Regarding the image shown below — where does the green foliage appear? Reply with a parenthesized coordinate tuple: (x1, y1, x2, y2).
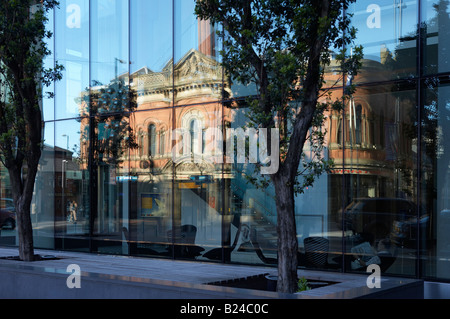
(79, 78, 139, 167)
(0, 0, 62, 169)
(0, 0, 62, 260)
(297, 277, 311, 292)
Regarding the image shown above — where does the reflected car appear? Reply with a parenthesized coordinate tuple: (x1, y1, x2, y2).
(0, 208, 15, 230)
(391, 214, 430, 248)
(0, 198, 15, 212)
(338, 197, 417, 241)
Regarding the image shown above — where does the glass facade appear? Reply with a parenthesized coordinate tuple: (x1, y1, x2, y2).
(3, 0, 450, 283)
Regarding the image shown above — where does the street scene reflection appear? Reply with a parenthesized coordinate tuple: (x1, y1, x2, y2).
(1, 0, 449, 282)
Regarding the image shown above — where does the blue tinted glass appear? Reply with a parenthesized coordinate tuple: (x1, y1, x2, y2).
(130, 0, 173, 111)
(54, 0, 90, 119)
(91, 0, 129, 86)
(349, 0, 418, 83)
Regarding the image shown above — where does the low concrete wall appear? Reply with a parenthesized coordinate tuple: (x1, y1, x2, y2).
(0, 262, 424, 299)
(0, 263, 294, 299)
(425, 282, 450, 299)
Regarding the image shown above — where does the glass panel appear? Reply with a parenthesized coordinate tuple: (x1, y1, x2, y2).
(223, 30, 257, 101)
(0, 73, 14, 245)
(296, 88, 344, 270)
(130, 0, 173, 111)
(54, 119, 90, 252)
(0, 168, 16, 246)
(33, 122, 55, 249)
(324, 48, 344, 89)
(127, 109, 173, 258)
(90, 0, 130, 254)
(173, 103, 223, 261)
(174, 0, 222, 107)
(421, 77, 450, 280)
(90, 82, 135, 254)
(90, 0, 129, 86)
(341, 83, 418, 276)
(220, 105, 278, 266)
(422, 0, 450, 75)
(43, 6, 55, 122)
(54, 0, 90, 119)
(349, 0, 418, 84)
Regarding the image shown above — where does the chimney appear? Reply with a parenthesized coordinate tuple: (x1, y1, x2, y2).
(198, 19, 215, 57)
(380, 45, 391, 65)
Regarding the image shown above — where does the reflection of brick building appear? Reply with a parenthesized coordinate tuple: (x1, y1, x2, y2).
(129, 48, 229, 180)
(125, 18, 229, 186)
(75, 43, 417, 234)
(68, 15, 418, 265)
(325, 56, 416, 217)
(14, 1, 450, 289)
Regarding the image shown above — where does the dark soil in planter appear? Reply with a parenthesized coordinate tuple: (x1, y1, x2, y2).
(207, 273, 338, 292)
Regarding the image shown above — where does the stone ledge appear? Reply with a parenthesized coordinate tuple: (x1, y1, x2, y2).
(0, 247, 424, 299)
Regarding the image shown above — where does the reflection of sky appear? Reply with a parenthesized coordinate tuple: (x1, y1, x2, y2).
(55, 0, 200, 84)
(46, 0, 436, 150)
(47, 0, 201, 150)
(130, 0, 173, 73)
(349, 1, 418, 62)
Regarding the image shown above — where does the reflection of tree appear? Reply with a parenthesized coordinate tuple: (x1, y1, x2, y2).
(389, 1, 450, 204)
(427, 1, 450, 214)
(417, 1, 450, 214)
(78, 78, 138, 167)
(392, 0, 450, 250)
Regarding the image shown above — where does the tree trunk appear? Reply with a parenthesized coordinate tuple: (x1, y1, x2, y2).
(9, 166, 37, 262)
(273, 174, 298, 293)
(16, 198, 35, 261)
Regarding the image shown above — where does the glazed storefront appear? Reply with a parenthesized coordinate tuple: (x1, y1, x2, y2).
(1, 0, 450, 284)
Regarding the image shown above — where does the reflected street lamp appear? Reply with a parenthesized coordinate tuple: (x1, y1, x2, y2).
(62, 134, 69, 150)
(115, 58, 126, 80)
(62, 159, 68, 221)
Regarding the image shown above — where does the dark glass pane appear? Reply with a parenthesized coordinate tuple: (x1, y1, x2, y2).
(338, 83, 418, 276)
(421, 77, 450, 280)
(422, 0, 450, 74)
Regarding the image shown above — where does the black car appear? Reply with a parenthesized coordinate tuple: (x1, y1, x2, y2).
(0, 208, 15, 230)
(390, 213, 430, 247)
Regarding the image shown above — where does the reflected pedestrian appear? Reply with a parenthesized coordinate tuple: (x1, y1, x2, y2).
(69, 200, 78, 223)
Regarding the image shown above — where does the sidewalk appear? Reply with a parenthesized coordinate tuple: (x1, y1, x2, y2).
(0, 247, 423, 299)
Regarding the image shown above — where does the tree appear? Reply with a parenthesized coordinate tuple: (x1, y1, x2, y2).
(195, 0, 362, 293)
(0, 0, 62, 261)
(78, 78, 139, 169)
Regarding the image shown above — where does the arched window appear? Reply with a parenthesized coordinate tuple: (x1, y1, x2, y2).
(148, 124, 156, 157)
(337, 116, 343, 146)
(138, 129, 144, 156)
(189, 119, 199, 154)
(355, 104, 362, 144)
(159, 129, 166, 155)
